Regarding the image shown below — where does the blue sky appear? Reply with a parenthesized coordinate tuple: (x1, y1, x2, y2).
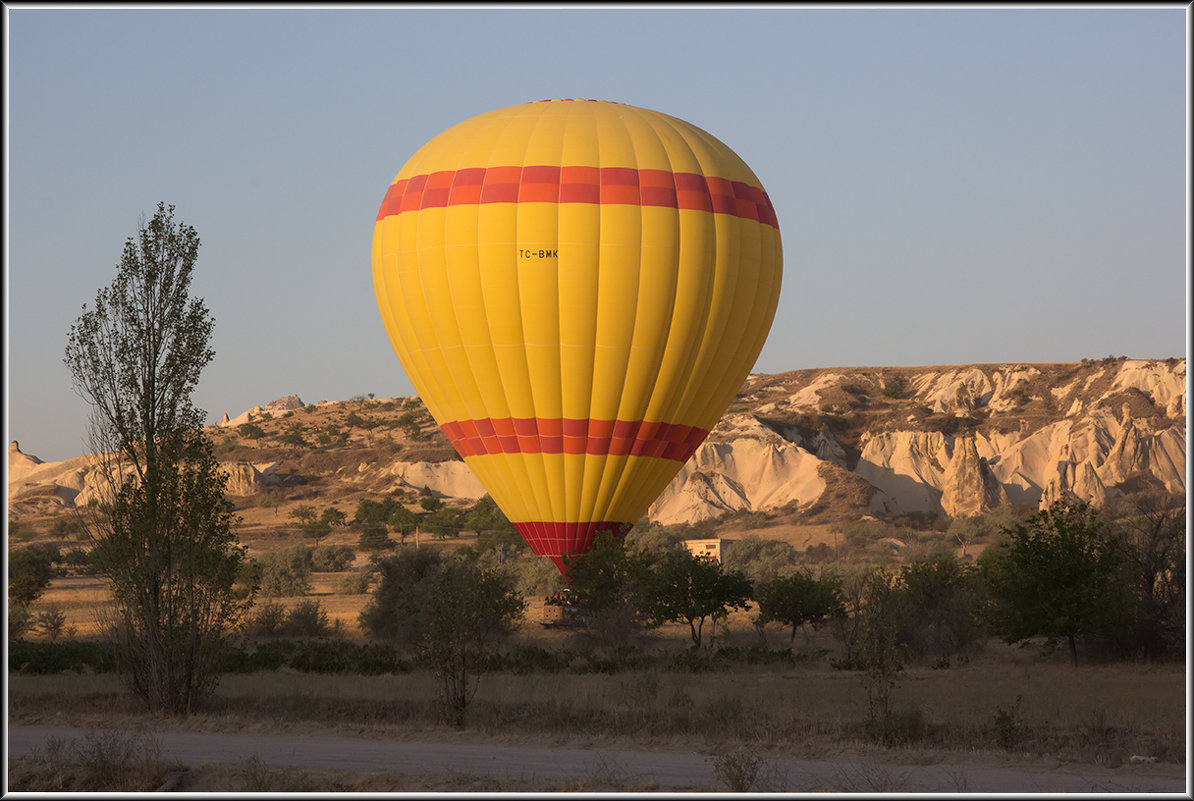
(5, 6, 1188, 462)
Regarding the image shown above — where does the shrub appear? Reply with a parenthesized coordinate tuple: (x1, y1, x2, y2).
(255, 546, 313, 597)
(337, 569, 373, 595)
(9, 546, 59, 606)
(723, 534, 799, 585)
(311, 545, 355, 572)
(246, 600, 288, 637)
(711, 748, 765, 792)
(9, 639, 119, 673)
(9, 603, 35, 641)
(357, 524, 394, 552)
(284, 599, 331, 638)
(359, 548, 444, 643)
(35, 606, 72, 640)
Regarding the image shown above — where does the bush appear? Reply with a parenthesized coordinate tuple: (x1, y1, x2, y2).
(9, 546, 59, 606)
(284, 599, 331, 638)
(36, 606, 73, 640)
(723, 535, 799, 585)
(255, 546, 313, 597)
(246, 601, 288, 637)
(9, 639, 119, 674)
(219, 639, 411, 675)
(9, 603, 35, 641)
(337, 569, 374, 595)
(358, 548, 444, 643)
(311, 544, 355, 572)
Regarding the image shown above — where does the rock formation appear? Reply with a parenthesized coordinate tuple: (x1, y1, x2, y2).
(10, 360, 1185, 525)
(940, 437, 1009, 518)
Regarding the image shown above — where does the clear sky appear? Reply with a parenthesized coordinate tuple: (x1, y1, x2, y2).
(5, 5, 1188, 463)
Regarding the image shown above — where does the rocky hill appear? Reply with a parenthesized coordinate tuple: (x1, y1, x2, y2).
(8, 359, 1186, 533)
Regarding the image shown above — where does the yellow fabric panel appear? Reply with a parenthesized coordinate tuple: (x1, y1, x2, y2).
(557, 199, 600, 420)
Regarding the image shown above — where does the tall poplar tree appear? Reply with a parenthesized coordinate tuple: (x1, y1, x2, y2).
(64, 202, 255, 714)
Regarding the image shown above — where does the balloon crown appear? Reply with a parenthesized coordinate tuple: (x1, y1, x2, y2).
(533, 98, 623, 104)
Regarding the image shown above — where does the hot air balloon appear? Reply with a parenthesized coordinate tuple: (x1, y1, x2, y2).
(372, 99, 782, 574)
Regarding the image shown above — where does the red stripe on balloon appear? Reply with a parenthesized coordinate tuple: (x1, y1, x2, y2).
(512, 521, 634, 564)
(440, 417, 709, 463)
(376, 166, 778, 228)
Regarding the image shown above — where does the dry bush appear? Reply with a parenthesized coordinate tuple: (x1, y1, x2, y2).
(10, 730, 179, 792)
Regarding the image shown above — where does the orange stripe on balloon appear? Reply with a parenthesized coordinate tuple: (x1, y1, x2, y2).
(440, 418, 709, 462)
(376, 166, 778, 228)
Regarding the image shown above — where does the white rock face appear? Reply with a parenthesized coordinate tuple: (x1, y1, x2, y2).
(650, 437, 825, 525)
(12, 361, 1185, 523)
(373, 460, 487, 500)
(940, 436, 1009, 518)
(855, 431, 951, 515)
(221, 461, 282, 496)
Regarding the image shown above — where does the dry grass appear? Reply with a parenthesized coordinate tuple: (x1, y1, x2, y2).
(9, 645, 1185, 766)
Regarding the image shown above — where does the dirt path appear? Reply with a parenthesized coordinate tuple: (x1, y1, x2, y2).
(7, 724, 1186, 793)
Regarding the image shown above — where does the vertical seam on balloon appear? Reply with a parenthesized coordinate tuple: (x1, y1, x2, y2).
(512, 111, 554, 531)
(585, 103, 641, 528)
(473, 118, 529, 521)
(642, 113, 719, 434)
(687, 128, 775, 431)
(598, 107, 660, 525)
(556, 104, 576, 531)
(391, 198, 459, 443)
(575, 99, 604, 529)
(610, 114, 684, 523)
(708, 221, 777, 427)
(659, 120, 744, 435)
(438, 149, 484, 436)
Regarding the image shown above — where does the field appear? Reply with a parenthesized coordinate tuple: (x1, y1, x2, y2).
(8, 492, 1187, 791)
(7, 641, 1187, 791)
(9, 552, 1188, 792)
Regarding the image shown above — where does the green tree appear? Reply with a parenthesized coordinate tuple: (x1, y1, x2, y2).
(8, 546, 59, 606)
(853, 568, 906, 743)
(641, 549, 753, 648)
(979, 500, 1126, 666)
(288, 505, 318, 525)
(755, 570, 845, 644)
(387, 505, 420, 544)
(253, 545, 313, 597)
(465, 495, 516, 536)
(422, 507, 461, 540)
(302, 519, 333, 546)
(563, 531, 653, 646)
(96, 431, 254, 712)
(358, 547, 444, 644)
(64, 202, 213, 477)
(237, 423, 266, 443)
(320, 506, 348, 528)
(418, 485, 444, 512)
(63, 202, 255, 714)
(422, 556, 526, 726)
(893, 552, 985, 662)
(723, 534, 799, 585)
(357, 523, 394, 552)
(311, 544, 355, 572)
(1105, 491, 1186, 660)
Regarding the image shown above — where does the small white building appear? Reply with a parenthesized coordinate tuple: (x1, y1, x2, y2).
(683, 538, 734, 563)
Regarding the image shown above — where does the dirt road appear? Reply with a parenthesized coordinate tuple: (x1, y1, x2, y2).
(7, 724, 1187, 793)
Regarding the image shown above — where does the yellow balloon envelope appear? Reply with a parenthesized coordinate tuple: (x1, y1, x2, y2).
(372, 99, 782, 574)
